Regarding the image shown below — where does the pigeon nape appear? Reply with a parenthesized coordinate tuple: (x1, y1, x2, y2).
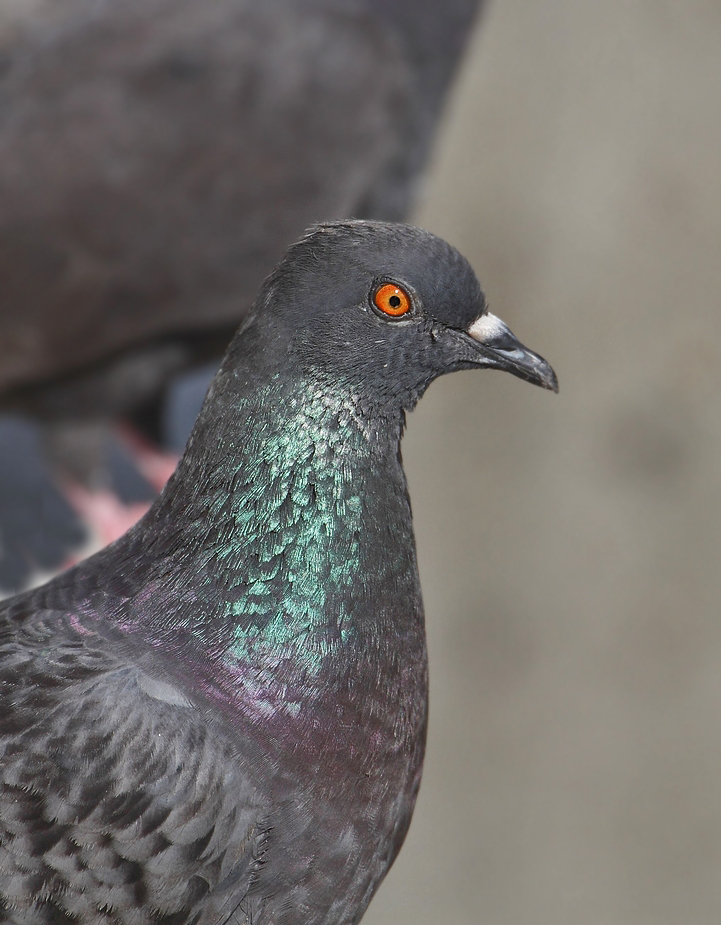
(0, 221, 556, 925)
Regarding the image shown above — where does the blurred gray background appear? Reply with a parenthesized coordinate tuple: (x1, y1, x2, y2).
(366, 1, 721, 924)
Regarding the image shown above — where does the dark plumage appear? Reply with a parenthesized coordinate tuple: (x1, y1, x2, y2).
(0, 221, 557, 924)
(0, 0, 484, 593)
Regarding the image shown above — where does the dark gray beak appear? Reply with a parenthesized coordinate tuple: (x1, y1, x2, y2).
(466, 313, 558, 393)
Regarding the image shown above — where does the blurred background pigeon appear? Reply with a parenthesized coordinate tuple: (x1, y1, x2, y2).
(0, 0, 484, 593)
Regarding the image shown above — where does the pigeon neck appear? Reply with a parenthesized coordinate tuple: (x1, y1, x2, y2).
(128, 371, 423, 693)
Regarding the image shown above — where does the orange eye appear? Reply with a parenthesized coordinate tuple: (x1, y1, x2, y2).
(372, 282, 412, 318)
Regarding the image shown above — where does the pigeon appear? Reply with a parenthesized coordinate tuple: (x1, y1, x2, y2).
(0, 221, 556, 924)
(0, 0, 485, 594)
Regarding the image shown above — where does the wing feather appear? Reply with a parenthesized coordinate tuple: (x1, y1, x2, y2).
(0, 606, 267, 924)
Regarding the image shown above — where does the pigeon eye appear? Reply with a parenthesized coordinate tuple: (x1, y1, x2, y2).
(371, 282, 412, 319)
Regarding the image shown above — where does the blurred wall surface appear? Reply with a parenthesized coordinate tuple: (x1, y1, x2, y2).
(365, 1, 721, 924)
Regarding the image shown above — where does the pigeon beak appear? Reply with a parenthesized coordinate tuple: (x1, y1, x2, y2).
(466, 312, 559, 393)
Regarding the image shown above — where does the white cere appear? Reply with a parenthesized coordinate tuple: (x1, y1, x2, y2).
(467, 312, 508, 344)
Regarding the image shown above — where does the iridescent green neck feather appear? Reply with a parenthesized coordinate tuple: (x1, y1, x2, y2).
(129, 370, 421, 685)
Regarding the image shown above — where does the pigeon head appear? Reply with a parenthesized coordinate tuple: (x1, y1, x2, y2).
(221, 220, 557, 418)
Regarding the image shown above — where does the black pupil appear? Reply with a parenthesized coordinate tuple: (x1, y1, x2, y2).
(389, 295, 401, 308)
